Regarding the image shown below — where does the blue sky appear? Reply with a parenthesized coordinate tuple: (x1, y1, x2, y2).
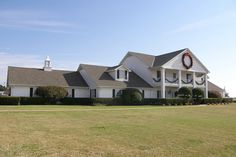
(0, 0, 236, 96)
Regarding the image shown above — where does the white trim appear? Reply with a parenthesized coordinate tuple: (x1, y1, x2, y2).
(161, 48, 210, 73)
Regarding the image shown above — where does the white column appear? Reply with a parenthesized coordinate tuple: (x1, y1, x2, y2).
(193, 72, 196, 88)
(178, 70, 182, 88)
(204, 74, 208, 98)
(161, 68, 166, 98)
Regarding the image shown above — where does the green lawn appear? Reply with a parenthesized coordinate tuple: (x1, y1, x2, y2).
(0, 104, 235, 157)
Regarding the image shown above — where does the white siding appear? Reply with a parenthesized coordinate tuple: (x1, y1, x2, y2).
(143, 89, 157, 98)
(164, 51, 208, 73)
(67, 87, 90, 98)
(75, 88, 90, 98)
(11, 86, 30, 97)
(97, 88, 113, 98)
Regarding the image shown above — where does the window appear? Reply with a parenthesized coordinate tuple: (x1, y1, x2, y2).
(157, 71, 161, 78)
(125, 70, 128, 79)
(117, 70, 120, 79)
(157, 90, 160, 98)
(112, 89, 116, 98)
(30, 88, 33, 97)
(72, 89, 75, 98)
(142, 90, 145, 98)
(173, 73, 177, 79)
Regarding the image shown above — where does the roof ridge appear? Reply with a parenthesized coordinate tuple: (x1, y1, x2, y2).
(80, 63, 109, 68)
(8, 66, 75, 72)
(155, 48, 187, 57)
(128, 51, 155, 57)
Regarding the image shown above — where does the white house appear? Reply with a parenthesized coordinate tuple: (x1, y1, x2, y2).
(120, 48, 209, 98)
(7, 48, 225, 98)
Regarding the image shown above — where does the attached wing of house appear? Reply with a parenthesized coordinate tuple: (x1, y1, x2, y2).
(7, 66, 89, 97)
(78, 64, 154, 98)
(208, 81, 226, 97)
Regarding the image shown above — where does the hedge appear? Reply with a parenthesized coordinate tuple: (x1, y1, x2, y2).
(142, 98, 192, 106)
(201, 98, 233, 104)
(92, 98, 122, 105)
(61, 98, 93, 105)
(20, 97, 56, 105)
(0, 96, 20, 105)
(0, 97, 234, 105)
(222, 98, 233, 104)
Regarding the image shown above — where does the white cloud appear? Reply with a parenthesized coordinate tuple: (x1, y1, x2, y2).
(173, 11, 236, 33)
(0, 52, 42, 86)
(0, 10, 78, 33)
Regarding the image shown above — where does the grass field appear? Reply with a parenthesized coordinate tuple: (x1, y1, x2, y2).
(0, 104, 235, 157)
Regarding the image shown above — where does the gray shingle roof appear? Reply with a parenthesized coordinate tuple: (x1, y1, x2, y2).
(153, 48, 186, 67)
(79, 64, 152, 88)
(127, 51, 155, 67)
(208, 81, 224, 92)
(126, 48, 187, 67)
(106, 65, 121, 71)
(7, 66, 88, 87)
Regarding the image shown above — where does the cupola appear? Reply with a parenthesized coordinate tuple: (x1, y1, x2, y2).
(43, 56, 52, 71)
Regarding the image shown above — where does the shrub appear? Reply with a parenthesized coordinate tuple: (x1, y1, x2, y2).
(61, 98, 93, 105)
(119, 88, 143, 105)
(177, 87, 192, 99)
(0, 85, 6, 91)
(192, 88, 204, 99)
(0, 96, 20, 105)
(35, 86, 68, 100)
(208, 91, 222, 98)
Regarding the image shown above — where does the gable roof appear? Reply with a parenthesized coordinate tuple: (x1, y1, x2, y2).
(124, 51, 156, 67)
(153, 48, 186, 67)
(208, 81, 224, 92)
(79, 64, 152, 88)
(121, 48, 187, 68)
(7, 66, 88, 87)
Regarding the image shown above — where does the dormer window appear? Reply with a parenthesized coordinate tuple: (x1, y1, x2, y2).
(125, 71, 128, 79)
(117, 70, 120, 79)
(107, 65, 130, 82)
